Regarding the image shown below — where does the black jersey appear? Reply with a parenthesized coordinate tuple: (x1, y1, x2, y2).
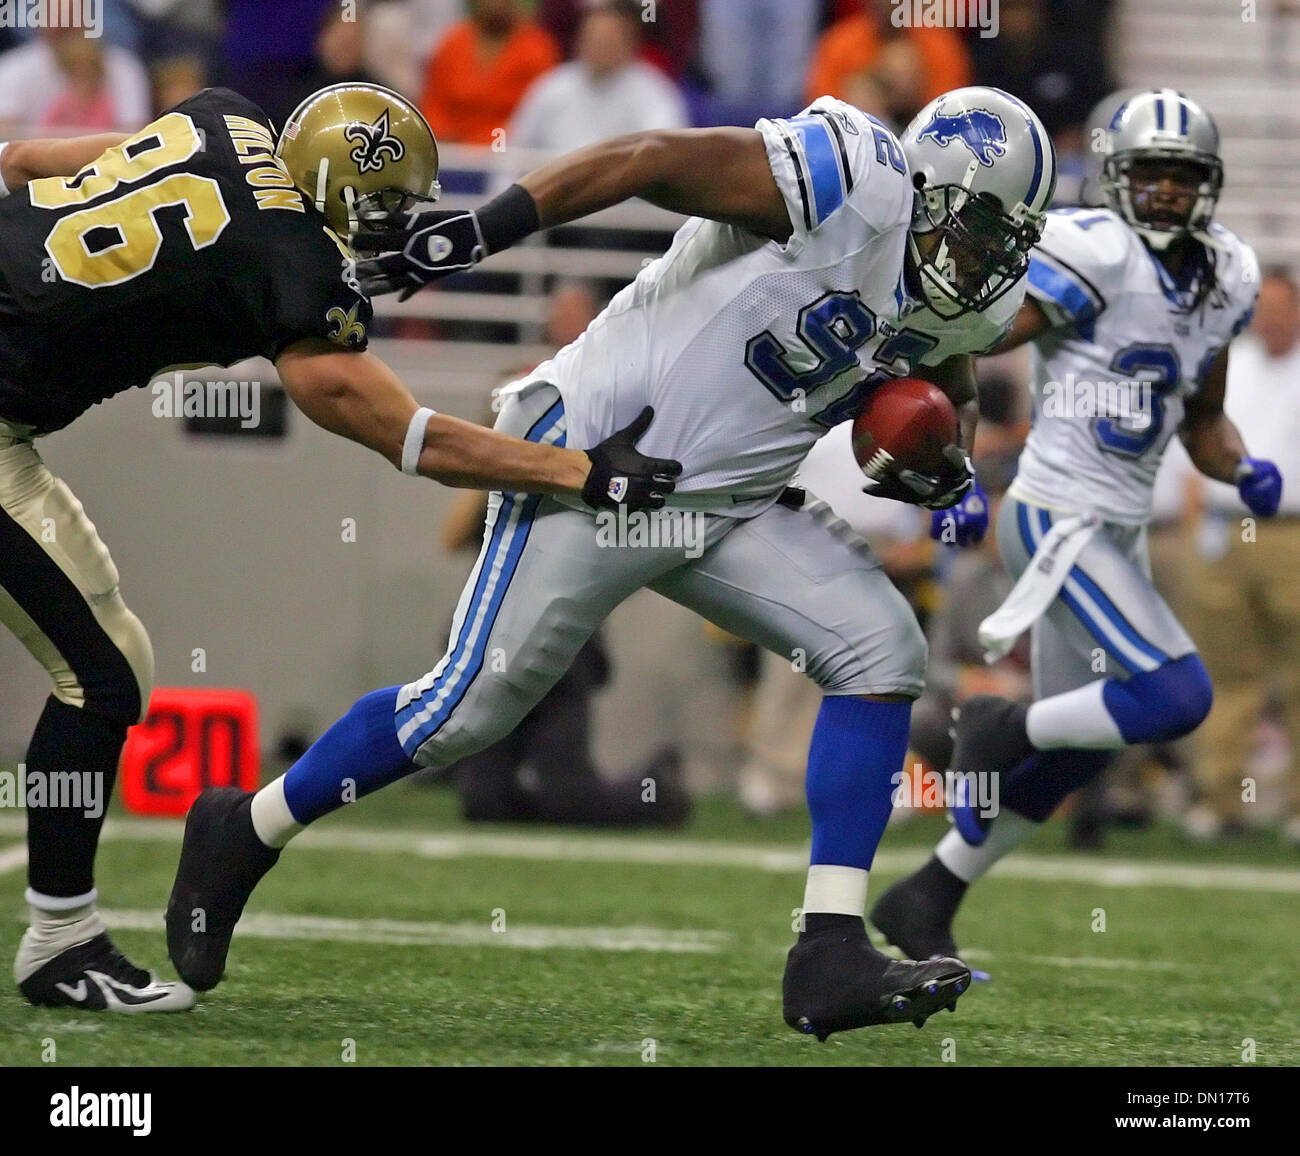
(0, 88, 373, 435)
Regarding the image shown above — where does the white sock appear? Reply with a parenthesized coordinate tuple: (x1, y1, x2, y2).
(1026, 681, 1125, 749)
(15, 899, 105, 982)
(25, 886, 96, 913)
(935, 811, 1040, 883)
(802, 864, 868, 918)
(250, 776, 303, 849)
(25, 898, 101, 940)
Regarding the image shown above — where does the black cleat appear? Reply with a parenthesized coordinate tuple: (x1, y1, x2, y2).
(18, 932, 195, 1013)
(948, 695, 1034, 845)
(783, 924, 970, 1041)
(166, 787, 280, 991)
(870, 863, 961, 962)
(951, 695, 1034, 780)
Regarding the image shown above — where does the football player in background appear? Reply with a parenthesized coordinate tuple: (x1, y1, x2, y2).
(0, 83, 674, 1013)
(872, 90, 1281, 964)
(168, 87, 1057, 1038)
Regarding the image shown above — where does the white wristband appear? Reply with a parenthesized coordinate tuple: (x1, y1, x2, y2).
(0, 142, 10, 199)
(401, 407, 435, 476)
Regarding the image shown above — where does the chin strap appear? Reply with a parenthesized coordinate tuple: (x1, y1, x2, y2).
(342, 185, 358, 240)
(313, 157, 330, 218)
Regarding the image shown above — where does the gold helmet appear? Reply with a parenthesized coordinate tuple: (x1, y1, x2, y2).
(275, 82, 441, 239)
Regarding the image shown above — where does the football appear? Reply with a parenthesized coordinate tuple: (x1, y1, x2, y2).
(851, 377, 959, 481)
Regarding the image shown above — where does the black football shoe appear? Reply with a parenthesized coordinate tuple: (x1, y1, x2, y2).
(870, 860, 963, 962)
(783, 923, 970, 1041)
(17, 931, 196, 1013)
(166, 787, 280, 991)
(949, 695, 1035, 846)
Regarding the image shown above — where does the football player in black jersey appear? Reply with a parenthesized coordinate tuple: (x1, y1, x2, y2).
(0, 83, 678, 1013)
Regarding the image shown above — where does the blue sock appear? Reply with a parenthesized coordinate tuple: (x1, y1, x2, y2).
(283, 686, 414, 825)
(1001, 749, 1115, 823)
(807, 696, 912, 870)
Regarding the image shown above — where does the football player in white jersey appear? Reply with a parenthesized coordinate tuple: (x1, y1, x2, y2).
(872, 90, 1283, 966)
(165, 88, 1057, 1038)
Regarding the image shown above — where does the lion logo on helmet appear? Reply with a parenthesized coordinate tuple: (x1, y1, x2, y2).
(344, 110, 406, 174)
(916, 108, 1008, 166)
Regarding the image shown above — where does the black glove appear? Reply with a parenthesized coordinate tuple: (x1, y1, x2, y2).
(582, 406, 682, 512)
(353, 208, 487, 299)
(865, 444, 975, 510)
(353, 183, 541, 301)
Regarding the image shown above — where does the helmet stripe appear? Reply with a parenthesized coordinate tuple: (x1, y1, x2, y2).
(991, 87, 1050, 210)
(1161, 88, 1184, 137)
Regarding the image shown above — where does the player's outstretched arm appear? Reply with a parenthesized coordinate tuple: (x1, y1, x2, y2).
(354, 128, 791, 297)
(275, 339, 680, 508)
(1181, 346, 1249, 483)
(0, 134, 128, 192)
(1181, 345, 1282, 515)
(520, 128, 792, 239)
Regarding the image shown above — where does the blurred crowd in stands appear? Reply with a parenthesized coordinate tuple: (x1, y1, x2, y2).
(3, 0, 1298, 847)
(0, 0, 1113, 175)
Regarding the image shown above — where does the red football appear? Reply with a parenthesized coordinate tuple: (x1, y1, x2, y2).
(851, 377, 959, 481)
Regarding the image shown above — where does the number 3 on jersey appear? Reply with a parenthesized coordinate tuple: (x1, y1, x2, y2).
(32, 113, 231, 288)
(1093, 344, 1180, 457)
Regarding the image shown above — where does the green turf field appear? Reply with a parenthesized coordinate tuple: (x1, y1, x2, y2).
(2, 785, 1297, 1066)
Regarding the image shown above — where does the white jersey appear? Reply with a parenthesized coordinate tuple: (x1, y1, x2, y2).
(1012, 207, 1259, 525)
(521, 97, 1021, 517)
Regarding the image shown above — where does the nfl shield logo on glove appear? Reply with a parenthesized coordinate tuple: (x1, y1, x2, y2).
(606, 476, 629, 503)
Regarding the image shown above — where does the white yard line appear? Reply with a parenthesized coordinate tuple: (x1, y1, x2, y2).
(0, 814, 1298, 894)
(85, 909, 1188, 970)
(96, 909, 728, 954)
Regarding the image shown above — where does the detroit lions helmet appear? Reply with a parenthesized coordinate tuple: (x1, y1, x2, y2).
(276, 83, 441, 240)
(1099, 89, 1223, 250)
(900, 87, 1057, 320)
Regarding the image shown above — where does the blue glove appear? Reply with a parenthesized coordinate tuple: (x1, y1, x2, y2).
(930, 480, 989, 546)
(1235, 457, 1283, 517)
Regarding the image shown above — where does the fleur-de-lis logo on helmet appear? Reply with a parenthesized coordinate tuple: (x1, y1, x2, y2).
(345, 110, 406, 174)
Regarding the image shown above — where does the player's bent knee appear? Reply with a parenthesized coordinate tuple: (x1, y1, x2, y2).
(1161, 653, 1213, 736)
(1109, 653, 1213, 744)
(405, 673, 550, 769)
(50, 601, 154, 728)
(814, 611, 927, 699)
(102, 603, 154, 726)
(122, 610, 154, 724)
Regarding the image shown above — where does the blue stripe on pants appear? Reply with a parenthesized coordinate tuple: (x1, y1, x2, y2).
(396, 399, 565, 756)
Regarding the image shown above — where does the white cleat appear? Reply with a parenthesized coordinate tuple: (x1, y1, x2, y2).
(16, 926, 196, 1013)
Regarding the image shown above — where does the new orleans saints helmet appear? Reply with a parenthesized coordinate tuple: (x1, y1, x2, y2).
(275, 82, 441, 239)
